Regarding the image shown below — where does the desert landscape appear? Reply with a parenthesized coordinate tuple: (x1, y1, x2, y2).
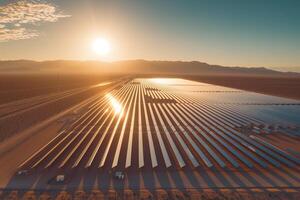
(0, 75, 299, 199)
(1, 0, 300, 199)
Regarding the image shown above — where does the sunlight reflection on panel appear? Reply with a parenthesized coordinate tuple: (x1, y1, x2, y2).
(150, 78, 200, 85)
(106, 93, 123, 115)
(150, 78, 172, 84)
(91, 82, 112, 88)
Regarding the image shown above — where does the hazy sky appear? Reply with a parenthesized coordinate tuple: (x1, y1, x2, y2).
(0, 0, 300, 71)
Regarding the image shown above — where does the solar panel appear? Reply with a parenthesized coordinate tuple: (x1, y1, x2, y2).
(42, 96, 112, 169)
(99, 85, 135, 168)
(180, 103, 245, 167)
(148, 104, 172, 168)
(137, 86, 144, 168)
(187, 104, 270, 168)
(86, 85, 132, 168)
(112, 85, 138, 168)
(125, 86, 139, 168)
(73, 110, 110, 168)
(193, 103, 294, 167)
(64, 108, 108, 168)
(167, 104, 213, 168)
(175, 104, 228, 168)
(160, 104, 200, 167)
(251, 135, 300, 165)
(141, 84, 158, 168)
(153, 104, 185, 168)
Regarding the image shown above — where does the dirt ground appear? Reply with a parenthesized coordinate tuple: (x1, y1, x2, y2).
(0, 74, 122, 104)
(182, 75, 300, 100)
(1, 188, 299, 200)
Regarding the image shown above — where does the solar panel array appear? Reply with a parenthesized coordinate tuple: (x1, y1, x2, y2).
(19, 78, 300, 171)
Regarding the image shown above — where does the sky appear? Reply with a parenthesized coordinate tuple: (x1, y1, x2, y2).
(0, 0, 300, 72)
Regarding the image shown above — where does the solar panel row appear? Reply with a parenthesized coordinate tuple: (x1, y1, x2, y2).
(19, 79, 300, 171)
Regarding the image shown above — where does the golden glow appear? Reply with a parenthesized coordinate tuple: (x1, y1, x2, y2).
(106, 93, 122, 115)
(92, 38, 111, 56)
(149, 78, 193, 85)
(91, 82, 112, 88)
(150, 78, 171, 84)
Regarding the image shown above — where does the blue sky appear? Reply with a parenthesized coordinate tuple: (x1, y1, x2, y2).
(0, 0, 300, 71)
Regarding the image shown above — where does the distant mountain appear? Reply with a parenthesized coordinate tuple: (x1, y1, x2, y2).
(0, 59, 299, 77)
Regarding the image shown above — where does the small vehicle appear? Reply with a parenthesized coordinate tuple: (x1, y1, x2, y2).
(114, 171, 125, 180)
(55, 174, 65, 183)
(47, 174, 67, 185)
(17, 169, 29, 176)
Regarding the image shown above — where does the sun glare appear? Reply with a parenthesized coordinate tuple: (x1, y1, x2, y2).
(106, 93, 123, 115)
(92, 38, 111, 56)
(150, 78, 171, 84)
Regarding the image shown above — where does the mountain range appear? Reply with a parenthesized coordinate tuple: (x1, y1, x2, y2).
(0, 60, 299, 77)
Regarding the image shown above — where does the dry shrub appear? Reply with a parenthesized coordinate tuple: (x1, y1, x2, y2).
(4, 191, 19, 200)
(38, 193, 52, 200)
(87, 190, 104, 200)
(55, 191, 71, 200)
(21, 191, 36, 200)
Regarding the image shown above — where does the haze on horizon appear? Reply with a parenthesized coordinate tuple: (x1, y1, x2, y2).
(0, 0, 300, 72)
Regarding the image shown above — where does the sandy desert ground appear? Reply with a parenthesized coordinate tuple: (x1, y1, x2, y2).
(0, 74, 123, 104)
(184, 75, 300, 100)
(0, 76, 300, 200)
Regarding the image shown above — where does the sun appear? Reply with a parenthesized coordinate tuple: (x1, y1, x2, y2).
(92, 38, 111, 56)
